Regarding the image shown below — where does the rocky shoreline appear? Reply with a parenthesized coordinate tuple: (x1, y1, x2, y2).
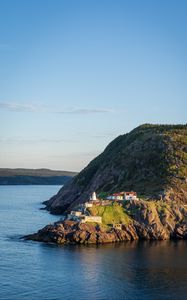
(24, 199, 187, 245)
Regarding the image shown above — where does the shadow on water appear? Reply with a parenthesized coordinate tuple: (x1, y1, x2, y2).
(32, 239, 187, 300)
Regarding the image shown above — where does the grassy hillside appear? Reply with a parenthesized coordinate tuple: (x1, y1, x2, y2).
(88, 204, 131, 226)
(45, 124, 187, 214)
(75, 124, 187, 196)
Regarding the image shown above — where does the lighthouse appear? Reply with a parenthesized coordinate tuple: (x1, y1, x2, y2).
(90, 191, 97, 201)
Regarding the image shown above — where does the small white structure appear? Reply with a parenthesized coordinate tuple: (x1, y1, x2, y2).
(90, 191, 97, 201)
(107, 193, 123, 201)
(81, 215, 102, 224)
(113, 193, 124, 200)
(85, 202, 93, 208)
(113, 223, 122, 230)
(67, 210, 82, 221)
(107, 191, 138, 201)
(71, 211, 82, 217)
(124, 192, 138, 201)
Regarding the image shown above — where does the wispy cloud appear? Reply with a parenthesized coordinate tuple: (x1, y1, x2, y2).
(91, 133, 117, 139)
(0, 102, 43, 112)
(58, 108, 113, 114)
(73, 130, 118, 139)
(49, 151, 100, 159)
(0, 102, 115, 115)
(0, 137, 77, 144)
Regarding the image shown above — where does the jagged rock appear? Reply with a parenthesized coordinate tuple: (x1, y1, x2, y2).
(44, 124, 187, 214)
(24, 200, 187, 245)
(25, 124, 187, 244)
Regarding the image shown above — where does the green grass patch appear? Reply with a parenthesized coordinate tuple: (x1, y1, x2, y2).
(87, 204, 131, 226)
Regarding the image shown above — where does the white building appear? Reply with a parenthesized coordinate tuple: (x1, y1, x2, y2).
(81, 215, 102, 224)
(107, 193, 124, 200)
(85, 202, 93, 208)
(124, 192, 138, 200)
(90, 191, 97, 201)
(107, 191, 138, 201)
(67, 210, 82, 221)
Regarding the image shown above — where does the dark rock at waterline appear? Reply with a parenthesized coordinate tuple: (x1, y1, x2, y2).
(25, 199, 187, 245)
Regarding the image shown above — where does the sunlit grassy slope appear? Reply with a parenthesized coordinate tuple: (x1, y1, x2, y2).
(88, 204, 131, 226)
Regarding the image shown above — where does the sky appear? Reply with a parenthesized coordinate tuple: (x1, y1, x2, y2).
(0, 0, 186, 171)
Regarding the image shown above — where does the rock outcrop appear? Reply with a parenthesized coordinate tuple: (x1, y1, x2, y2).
(44, 124, 187, 214)
(25, 199, 187, 245)
(25, 124, 187, 245)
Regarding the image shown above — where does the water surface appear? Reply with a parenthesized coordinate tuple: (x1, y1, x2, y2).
(0, 185, 187, 300)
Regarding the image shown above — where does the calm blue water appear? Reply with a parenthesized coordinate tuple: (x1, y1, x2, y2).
(0, 186, 187, 300)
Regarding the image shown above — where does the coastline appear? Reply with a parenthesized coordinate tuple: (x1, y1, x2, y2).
(24, 199, 187, 245)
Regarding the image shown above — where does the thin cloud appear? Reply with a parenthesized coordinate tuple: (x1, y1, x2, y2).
(0, 137, 77, 144)
(0, 102, 115, 115)
(0, 102, 43, 112)
(58, 108, 113, 114)
(91, 133, 117, 139)
(49, 151, 99, 159)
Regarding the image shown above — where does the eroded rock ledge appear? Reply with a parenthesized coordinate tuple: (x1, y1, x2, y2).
(24, 200, 187, 245)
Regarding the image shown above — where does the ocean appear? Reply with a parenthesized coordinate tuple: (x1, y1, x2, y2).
(0, 185, 187, 300)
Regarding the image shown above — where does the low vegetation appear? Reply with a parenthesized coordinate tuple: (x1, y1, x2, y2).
(87, 204, 131, 226)
(46, 123, 187, 214)
(74, 124, 187, 199)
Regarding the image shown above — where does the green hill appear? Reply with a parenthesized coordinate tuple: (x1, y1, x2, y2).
(0, 168, 77, 185)
(44, 124, 187, 214)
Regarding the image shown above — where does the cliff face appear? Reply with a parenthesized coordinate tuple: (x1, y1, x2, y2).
(44, 124, 187, 214)
(25, 199, 187, 244)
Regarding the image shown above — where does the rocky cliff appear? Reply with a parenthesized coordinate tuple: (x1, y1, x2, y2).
(25, 199, 187, 244)
(44, 124, 187, 214)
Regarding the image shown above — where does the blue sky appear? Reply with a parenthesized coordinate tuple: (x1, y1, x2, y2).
(0, 0, 186, 171)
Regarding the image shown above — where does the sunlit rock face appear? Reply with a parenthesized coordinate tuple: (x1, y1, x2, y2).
(44, 124, 187, 215)
(25, 199, 187, 244)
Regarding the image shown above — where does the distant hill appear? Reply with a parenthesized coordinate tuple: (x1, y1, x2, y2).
(44, 124, 187, 214)
(0, 168, 78, 185)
